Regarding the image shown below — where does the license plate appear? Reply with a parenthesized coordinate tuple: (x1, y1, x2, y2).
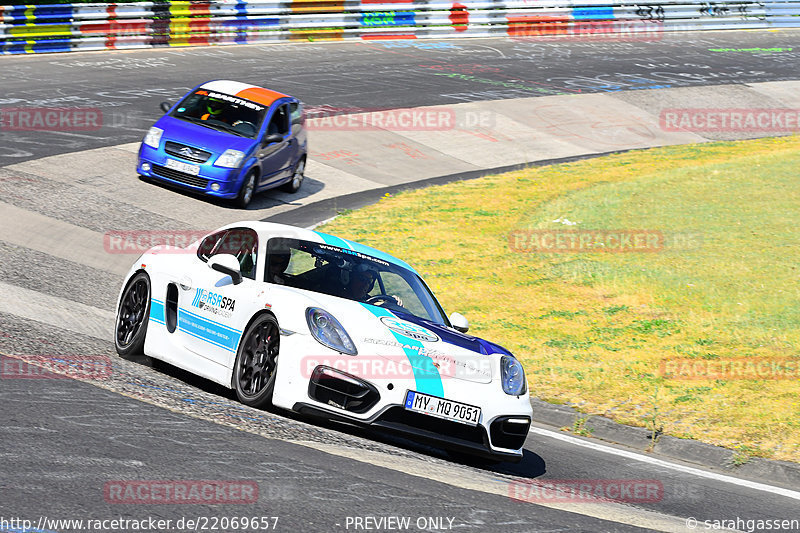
(404, 390, 481, 426)
(165, 158, 200, 175)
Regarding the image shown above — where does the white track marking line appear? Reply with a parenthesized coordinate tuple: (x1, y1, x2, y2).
(529, 426, 800, 501)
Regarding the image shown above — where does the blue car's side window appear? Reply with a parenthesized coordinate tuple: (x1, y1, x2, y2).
(267, 105, 290, 137)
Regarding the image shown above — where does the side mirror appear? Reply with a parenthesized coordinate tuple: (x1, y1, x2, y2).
(450, 312, 469, 333)
(263, 133, 283, 145)
(208, 254, 243, 285)
(160, 101, 171, 113)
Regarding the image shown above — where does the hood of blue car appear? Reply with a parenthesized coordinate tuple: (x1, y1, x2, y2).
(155, 115, 257, 156)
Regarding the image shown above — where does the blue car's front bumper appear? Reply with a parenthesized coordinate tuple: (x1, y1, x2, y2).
(137, 143, 245, 199)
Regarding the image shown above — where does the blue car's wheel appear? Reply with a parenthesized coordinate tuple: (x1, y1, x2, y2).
(236, 170, 257, 209)
(281, 156, 305, 193)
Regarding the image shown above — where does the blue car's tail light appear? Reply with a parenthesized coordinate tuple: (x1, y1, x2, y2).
(306, 307, 357, 355)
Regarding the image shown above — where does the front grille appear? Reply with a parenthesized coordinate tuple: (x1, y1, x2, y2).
(152, 165, 209, 189)
(490, 416, 531, 450)
(164, 141, 211, 163)
(376, 407, 486, 445)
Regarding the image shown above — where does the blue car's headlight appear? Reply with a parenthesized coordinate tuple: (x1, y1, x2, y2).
(143, 127, 163, 149)
(216, 149, 245, 169)
(306, 307, 357, 355)
(501, 355, 526, 396)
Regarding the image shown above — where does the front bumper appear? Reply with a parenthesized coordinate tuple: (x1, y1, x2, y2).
(293, 401, 530, 463)
(138, 144, 243, 199)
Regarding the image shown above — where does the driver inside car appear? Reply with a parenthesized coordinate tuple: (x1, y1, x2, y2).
(201, 97, 226, 122)
(343, 264, 404, 307)
(343, 263, 377, 301)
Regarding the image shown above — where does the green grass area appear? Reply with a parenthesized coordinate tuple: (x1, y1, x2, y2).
(320, 136, 800, 463)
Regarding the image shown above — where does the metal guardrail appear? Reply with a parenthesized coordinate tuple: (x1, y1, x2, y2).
(0, 0, 797, 54)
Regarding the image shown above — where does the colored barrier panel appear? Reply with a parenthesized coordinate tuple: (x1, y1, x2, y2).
(0, 0, 797, 54)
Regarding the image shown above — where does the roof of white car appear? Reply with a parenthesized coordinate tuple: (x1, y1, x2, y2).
(222, 221, 418, 274)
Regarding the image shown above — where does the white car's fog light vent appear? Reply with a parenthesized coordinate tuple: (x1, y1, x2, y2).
(308, 365, 379, 414)
(490, 416, 531, 450)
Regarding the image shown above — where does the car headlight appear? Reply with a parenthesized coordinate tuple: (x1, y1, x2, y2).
(143, 127, 163, 149)
(501, 355, 526, 396)
(306, 307, 357, 355)
(216, 149, 245, 169)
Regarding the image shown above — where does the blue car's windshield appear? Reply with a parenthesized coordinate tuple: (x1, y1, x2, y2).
(171, 89, 267, 139)
(265, 237, 449, 325)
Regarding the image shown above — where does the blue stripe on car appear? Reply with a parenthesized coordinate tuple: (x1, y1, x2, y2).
(149, 298, 165, 325)
(315, 231, 353, 250)
(177, 308, 242, 352)
(314, 231, 418, 274)
(360, 303, 444, 397)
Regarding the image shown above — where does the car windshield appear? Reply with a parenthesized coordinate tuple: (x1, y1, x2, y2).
(171, 89, 267, 139)
(265, 237, 449, 325)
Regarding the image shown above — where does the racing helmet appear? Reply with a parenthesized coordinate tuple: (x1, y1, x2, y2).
(206, 97, 225, 115)
(352, 263, 377, 291)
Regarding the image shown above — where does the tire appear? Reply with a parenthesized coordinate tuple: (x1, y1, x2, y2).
(232, 314, 280, 408)
(281, 156, 305, 193)
(115, 272, 151, 357)
(236, 170, 257, 209)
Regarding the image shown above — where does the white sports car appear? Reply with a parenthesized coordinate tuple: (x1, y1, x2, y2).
(114, 222, 533, 462)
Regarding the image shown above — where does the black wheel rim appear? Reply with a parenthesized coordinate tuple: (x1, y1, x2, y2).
(237, 321, 279, 398)
(116, 278, 148, 347)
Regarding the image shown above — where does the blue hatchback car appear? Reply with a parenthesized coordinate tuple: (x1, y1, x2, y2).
(137, 80, 307, 208)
